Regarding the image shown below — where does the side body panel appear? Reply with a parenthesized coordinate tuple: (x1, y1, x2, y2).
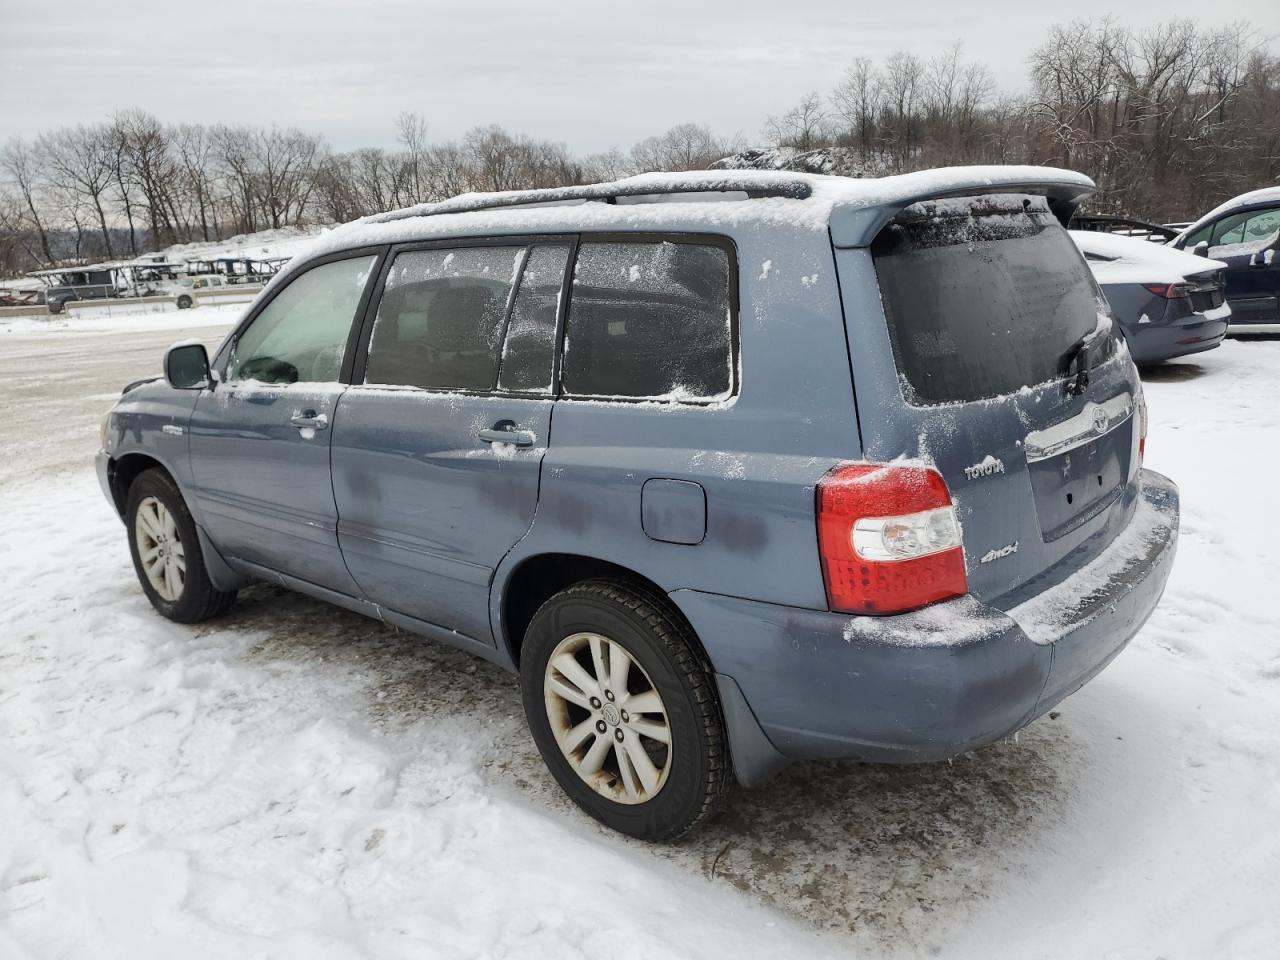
(491, 223, 862, 657)
(331, 388, 553, 643)
(102, 380, 201, 501)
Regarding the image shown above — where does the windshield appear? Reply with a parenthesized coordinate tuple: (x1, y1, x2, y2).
(872, 195, 1114, 405)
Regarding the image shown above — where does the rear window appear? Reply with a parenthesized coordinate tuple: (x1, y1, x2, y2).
(562, 239, 734, 401)
(872, 195, 1113, 405)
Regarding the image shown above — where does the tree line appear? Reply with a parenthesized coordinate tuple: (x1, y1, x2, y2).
(2, 17, 1276, 278)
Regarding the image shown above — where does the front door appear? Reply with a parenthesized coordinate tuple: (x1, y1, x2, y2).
(331, 241, 571, 642)
(189, 253, 381, 594)
(1206, 205, 1280, 324)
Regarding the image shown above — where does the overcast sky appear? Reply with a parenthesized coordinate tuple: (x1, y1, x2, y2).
(1, 0, 1274, 154)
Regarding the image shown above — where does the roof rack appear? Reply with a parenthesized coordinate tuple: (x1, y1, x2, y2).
(367, 173, 814, 225)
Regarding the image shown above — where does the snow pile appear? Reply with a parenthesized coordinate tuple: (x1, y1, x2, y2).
(156, 225, 327, 267)
(0, 301, 246, 335)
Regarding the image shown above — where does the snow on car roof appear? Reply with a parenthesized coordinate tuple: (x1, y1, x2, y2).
(1174, 185, 1280, 244)
(1070, 230, 1225, 285)
(272, 165, 1095, 287)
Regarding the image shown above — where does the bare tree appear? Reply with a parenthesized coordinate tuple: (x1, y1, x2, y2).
(172, 124, 219, 242)
(396, 111, 430, 205)
(0, 139, 54, 265)
(115, 110, 181, 247)
(762, 93, 829, 151)
(630, 123, 737, 171)
(832, 58, 882, 161)
(879, 53, 925, 168)
(38, 125, 118, 257)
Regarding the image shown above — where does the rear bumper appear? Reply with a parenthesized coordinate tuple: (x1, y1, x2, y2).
(1124, 314, 1228, 364)
(673, 469, 1179, 782)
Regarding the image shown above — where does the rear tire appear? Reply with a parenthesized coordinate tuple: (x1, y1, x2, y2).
(519, 580, 730, 841)
(175, 294, 193, 309)
(126, 468, 235, 623)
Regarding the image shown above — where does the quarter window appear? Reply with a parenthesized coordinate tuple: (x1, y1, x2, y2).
(562, 240, 734, 401)
(228, 255, 376, 384)
(365, 246, 523, 391)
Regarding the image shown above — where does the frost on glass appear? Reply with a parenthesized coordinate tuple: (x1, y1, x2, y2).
(229, 255, 377, 385)
(365, 246, 523, 391)
(498, 245, 569, 394)
(872, 195, 1110, 405)
(563, 241, 732, 401)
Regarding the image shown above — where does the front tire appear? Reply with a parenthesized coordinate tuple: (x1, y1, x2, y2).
(126, 468, 235, 623)
(520, 580, 730, 841)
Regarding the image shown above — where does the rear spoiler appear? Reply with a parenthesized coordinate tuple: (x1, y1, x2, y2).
(829, 167, 1096, 248)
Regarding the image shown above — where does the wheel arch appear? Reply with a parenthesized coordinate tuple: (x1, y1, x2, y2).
(496, 552, 707, 670)
(107, 452, 175, 517)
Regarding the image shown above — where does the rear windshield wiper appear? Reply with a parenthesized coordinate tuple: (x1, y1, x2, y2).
(1064, 314, 1112, 397)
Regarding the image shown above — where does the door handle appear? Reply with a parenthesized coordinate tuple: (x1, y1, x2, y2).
(478, 420, 535, 447)
(290, 411, 329, 430)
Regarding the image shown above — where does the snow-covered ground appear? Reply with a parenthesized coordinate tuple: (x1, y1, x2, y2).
(1, 310, 1278, 959)
(1, 302, 247, 335)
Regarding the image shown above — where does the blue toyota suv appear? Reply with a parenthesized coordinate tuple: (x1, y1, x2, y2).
(98, 168, 1180, 841)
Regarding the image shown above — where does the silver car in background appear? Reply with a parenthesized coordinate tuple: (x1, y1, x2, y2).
(1072, 230, 1230, 364)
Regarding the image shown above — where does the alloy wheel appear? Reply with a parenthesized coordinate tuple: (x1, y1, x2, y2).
(543, 631, 672, 804)
(134, 495, 186, 602)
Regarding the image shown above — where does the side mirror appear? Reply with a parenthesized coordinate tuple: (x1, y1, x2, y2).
(164, 341, 211, 389)
(1193, 240, 1210, 258)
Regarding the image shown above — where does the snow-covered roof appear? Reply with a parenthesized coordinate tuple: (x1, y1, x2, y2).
(1071, 230, 1225, 285)
(275, 166, 1094, 287)
(1173, 185, 1280, 245)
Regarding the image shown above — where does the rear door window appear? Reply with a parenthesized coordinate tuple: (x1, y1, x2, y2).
(365, 246, 523, 391)
(562, 239, 735, 401)
(871, 196, 1112, 405)
(498, 244, 570, 393)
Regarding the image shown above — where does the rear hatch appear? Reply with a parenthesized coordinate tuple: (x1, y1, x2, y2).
(1183, 268, 1226, 313)
(839, 193, 1143, 605)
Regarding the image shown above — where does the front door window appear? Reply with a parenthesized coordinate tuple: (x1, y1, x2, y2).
(228, 255, 378, 384)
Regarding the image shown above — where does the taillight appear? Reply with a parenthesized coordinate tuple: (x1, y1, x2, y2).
(1142, 283, 1191, 299)
(816, 463, 968, 616)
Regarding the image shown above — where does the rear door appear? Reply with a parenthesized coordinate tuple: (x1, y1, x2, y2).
(837, 194, 1142, 604)
(330, 239, 570, 642)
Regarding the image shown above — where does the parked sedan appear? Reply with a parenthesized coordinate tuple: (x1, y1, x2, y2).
(1071, 230, 1230, 364)
(1169, 187, 1280, 333)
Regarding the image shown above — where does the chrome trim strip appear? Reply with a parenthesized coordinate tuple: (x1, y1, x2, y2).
(1024, 393, 1134, 463)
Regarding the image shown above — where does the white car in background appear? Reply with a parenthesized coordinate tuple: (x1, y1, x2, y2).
(167, 275, 232, 309)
